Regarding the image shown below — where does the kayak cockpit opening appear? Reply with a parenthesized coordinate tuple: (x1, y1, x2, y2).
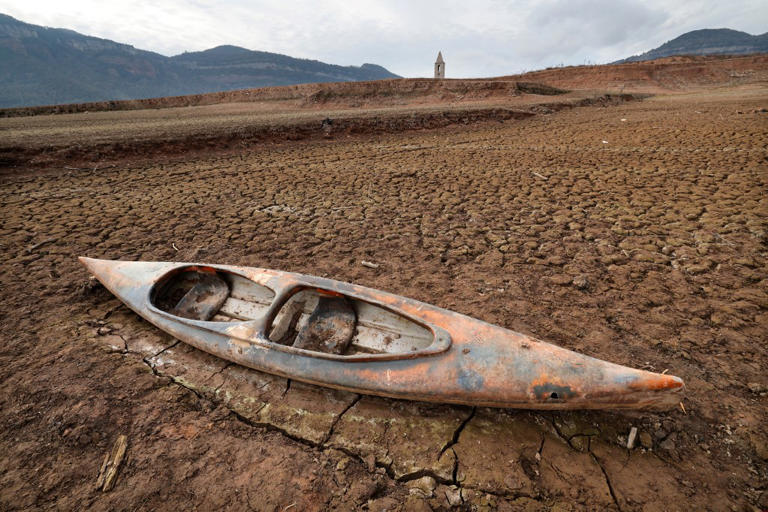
(266, 287, 434, 355)
(151, 267, 274, 321)
(151, 266, 434, 357)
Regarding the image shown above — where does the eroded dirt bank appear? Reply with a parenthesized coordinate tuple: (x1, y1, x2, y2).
(0, 93, 640, 171)
(1, 88, 766, 510)
(494, 54, 768, 93)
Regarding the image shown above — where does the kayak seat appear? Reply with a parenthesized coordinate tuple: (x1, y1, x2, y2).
(292, 296, 357, 355)
(169, 272, 230, 321)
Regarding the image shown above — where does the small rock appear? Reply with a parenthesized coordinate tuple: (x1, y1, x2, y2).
(335, 457, 350, 471)
(549, 274, 572, 286)
(639, 431, 653, 449)
(572, 275, 589, 289)
(659, 433, 677, 456)
(747, 382, 766, 394)
(570, 435, 590, 452)
(97, 326, 113, 336)
(444, 486, 463, 507)
(408, 476, 437, 498)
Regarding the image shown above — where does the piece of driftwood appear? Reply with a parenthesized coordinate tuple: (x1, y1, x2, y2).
(97, 434, 128, 492)
(626, 426, 638, 449)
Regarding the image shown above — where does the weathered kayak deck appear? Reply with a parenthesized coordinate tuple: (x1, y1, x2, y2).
(80, 257, 684, 410)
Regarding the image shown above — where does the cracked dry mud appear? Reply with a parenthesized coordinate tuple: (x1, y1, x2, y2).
(1, 86, 767, 511)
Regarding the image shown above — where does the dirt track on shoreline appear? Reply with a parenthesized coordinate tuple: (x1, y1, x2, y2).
(1, 86, 767, 510)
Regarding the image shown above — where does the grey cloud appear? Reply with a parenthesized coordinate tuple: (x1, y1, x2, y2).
(0, 0, 766, 78)
(530, 0, 667, 45)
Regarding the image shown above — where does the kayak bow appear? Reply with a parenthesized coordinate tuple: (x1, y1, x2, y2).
(80, 257, 684, 410)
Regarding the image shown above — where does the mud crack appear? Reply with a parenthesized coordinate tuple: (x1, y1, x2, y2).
(439, 406, 476, 457)
(589, 451, 621, 511)
(320, 394, 361, 445)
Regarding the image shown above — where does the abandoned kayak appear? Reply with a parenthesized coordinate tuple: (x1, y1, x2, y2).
(80, 257, 684, 410)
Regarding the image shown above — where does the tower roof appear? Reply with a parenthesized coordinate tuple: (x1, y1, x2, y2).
(435, 51, 444, 63)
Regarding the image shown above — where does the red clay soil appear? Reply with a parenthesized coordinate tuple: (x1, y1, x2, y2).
(0, 70, 767, 510)
(495, 53, 768, 93)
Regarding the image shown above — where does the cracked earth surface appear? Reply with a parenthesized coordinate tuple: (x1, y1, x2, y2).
(1, 87, 767, 510)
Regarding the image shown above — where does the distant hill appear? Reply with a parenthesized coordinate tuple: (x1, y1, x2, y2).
(0, 13, 400, 108)
(616, 28, 768, 63)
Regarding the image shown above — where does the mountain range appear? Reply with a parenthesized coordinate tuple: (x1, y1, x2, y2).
(0, 13, 399, 108)
(615, 28, 768, 63)
(2, 13, 767, 109)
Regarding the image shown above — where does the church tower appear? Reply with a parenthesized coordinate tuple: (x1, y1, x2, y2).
(434, 51, 445, 79)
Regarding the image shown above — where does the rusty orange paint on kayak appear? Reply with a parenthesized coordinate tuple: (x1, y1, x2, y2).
(79, 257, 684, 410)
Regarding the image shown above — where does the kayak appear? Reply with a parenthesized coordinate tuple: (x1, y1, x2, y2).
(79, 257, 684, 410)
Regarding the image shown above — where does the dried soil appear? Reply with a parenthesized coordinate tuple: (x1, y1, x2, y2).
(1, 85, 767, 510)
(0, 92, 640, 171)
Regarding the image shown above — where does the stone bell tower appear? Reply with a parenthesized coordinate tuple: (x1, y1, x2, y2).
(434, 51, 445, 79)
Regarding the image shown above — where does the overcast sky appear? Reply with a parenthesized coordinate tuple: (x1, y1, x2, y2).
(1, 0, 766, 77)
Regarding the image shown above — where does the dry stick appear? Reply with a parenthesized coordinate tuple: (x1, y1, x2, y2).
(532, 171, 549, 181)
(361, 261, 379, 269)
(626, 426, 638, 449)
(63, 164, 116, 171)
(95, 451, 111, 490)
(97, 434, 128, 492)
(26, 237, 58, 253)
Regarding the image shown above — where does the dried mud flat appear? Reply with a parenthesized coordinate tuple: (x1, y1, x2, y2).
(1, 85, 767, 511)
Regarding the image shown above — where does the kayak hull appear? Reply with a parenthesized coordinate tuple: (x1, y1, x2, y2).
(80, 257, 685, 410)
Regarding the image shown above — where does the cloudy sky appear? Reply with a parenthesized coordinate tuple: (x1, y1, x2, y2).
(1, 0, 766, 77)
